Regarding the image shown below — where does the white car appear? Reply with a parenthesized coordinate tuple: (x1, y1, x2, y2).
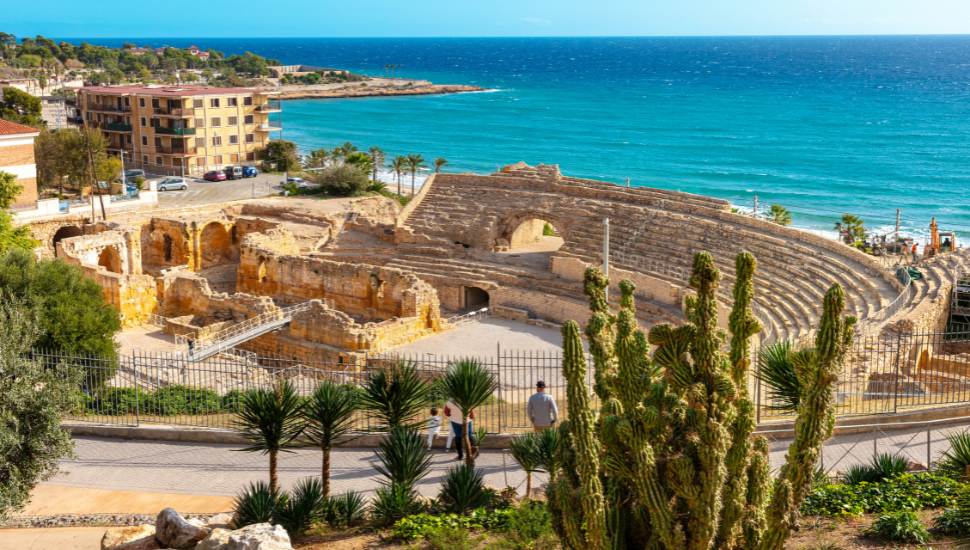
(281, 177, 308, 189)
(158, 177, 188, 191)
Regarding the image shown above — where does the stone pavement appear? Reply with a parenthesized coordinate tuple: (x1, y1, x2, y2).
(0, 527, 105, 550)
(23, 486, 233, 515)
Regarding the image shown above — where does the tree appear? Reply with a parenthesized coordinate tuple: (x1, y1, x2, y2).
(441, 359, 497, 467)
(303, 381, 359, 497)
(768, 203, 792, 226)
(345, 152, 374, 178)
(837, 213, 866, 240)
(368, 146, 385, 183)
(389, 155, 407, 196)
(235, 380, 305, 494)
(545, 253, 855, 550)
(507, 433, 542, 498)
(405, 154, 427, 197)
(0, 87, 43, 127)
(433, 157, 448, 173)
(336, 142, 357, 160)
(0, 296, 78, 521)
(314, 164, 370, 197)
(362, 360, 431, 429)
(260, 140, 299, 173)
(0, 172, 37, 253)
(201, 70, 214, 79)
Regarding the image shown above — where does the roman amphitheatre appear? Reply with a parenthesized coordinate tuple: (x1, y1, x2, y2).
(19, 162, 970, 404)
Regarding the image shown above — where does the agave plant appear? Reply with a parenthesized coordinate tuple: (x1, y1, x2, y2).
(371, 483, 426, 527)
(361, 360, 431, 430)
(234, 380, 305, 493)
(843, 463, 878, 485)
(230, 480, 279, 529)
(871, 452, 909, 481)
(534, 427, 562, 481)
(938, 431, 970, 478)
(272, 477, 325, 537)
(325, 491, 367, 527)
(303, 380, 359, 497)
(438, 464, 492, 515)
(442, 358, 497, 467)
(373, 427, 434, 488)
(756, 339, 800, 413)
(507, 432, 542, 498)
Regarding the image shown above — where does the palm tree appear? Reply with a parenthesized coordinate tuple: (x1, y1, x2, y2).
(433, 157, 448, 174)
(369, 146, 385, 184)
(442, 359, 497, 467)
(337, 142, 357, 160)
(327, 147, 342, 167)
(507, 433, 541, 498)
(345, 152, 374, 178)
(234, 380, 306, 494)
(303, 381, 359, 497)
(767, 204, 792, 226)
(533, 427, 562, 482)
(405, 154, 427, 197)
(389, 155, 407, 196)
(361, 360, 431, 430)
(838, 213, 866, 241)
(306, 148, 328, 169)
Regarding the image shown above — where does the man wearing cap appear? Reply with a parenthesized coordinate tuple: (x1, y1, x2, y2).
(527, 381, 559, 433)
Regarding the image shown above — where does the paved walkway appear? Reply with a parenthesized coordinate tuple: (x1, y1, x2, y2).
(0, 527, 105, 550)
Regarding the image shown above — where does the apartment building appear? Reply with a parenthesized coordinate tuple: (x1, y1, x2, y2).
(0, 119, 41, 207)
(68, 84, 282, 176)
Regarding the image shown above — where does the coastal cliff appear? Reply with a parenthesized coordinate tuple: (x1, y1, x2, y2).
(276, 84, 485, 100)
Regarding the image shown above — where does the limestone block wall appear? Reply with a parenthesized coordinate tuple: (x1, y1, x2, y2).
(509, 219, 545, 248)
(76, 264, 156, 328)
(550, 256, 683, 307)
(58, 229, 139, 276)
(158, 275, 279, 320)
(143, 215, 284, 272)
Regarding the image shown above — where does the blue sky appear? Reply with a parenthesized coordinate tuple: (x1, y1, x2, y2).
(6, 0, 970, 38)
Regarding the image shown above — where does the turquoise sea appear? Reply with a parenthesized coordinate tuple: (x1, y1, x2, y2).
(77, 36, 970, 239)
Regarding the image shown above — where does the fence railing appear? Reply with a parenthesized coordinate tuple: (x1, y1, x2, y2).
(447, 307, 492, 327)
(174, 302, 312, 356)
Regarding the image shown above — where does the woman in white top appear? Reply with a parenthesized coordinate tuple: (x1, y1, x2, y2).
(443, 400, 474, 458)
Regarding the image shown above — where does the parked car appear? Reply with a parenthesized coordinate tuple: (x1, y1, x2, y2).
(158, 177, 188, 191)
(124, 169, 146, 179)
(281, 177, 308, 189)
(242, 166, 258, 177)
(224, 166, 243, 180)
(204, 171, 226, 182)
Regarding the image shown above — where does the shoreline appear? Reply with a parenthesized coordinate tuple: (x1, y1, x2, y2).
(274, 84, 486, 100)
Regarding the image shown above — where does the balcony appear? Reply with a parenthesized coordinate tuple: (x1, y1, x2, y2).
(154, 127, 196, 136)
(107, 143, 134, 151)
(256, 100, 281, 112)
(257, 120, 283, 131)
(102, 123, 133, 132)
(155, 146, 193, 155)
(87, 103, 130, 112)
(154, 107, 195, 117)
(68, 116, 84, 125)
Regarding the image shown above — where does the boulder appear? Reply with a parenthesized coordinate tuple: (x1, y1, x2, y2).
(102, 525, 160, 550)
(195, 523, 292, 550)
(155, 508, 210, 549)
(907, 460, 928, 471)
(207, 513, 234, 529)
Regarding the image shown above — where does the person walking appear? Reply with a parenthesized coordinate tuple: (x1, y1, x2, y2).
(444, 400, 474, 459)
(425, 407, 442, 451)
(527, 381, 558, 433)
(187, 335, 195, 355)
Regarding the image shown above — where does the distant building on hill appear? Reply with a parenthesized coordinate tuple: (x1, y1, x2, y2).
(185, 46, 210, 61)
(267, 65, 335, 79)
(0, 119, 41, 208)
(124, 47, 153, 56)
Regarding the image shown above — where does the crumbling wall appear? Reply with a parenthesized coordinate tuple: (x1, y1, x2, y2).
(58, 229, 140, 276)
(157, 275, 279, 320)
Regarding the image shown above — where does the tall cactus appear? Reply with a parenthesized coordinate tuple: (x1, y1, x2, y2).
(547, 251, 855, 550)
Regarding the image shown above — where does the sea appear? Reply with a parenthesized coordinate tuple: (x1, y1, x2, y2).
(70, 36, 970, 240)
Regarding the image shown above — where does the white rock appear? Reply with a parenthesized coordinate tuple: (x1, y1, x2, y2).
(195, 523, 292, 550)
(155, 507, 211, 549)
(101, 525, 159, 550)
(207, 513, 234, 529)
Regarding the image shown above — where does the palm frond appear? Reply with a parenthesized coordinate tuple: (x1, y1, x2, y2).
(303, 380, 359, 449)
(756, 340, 800, 413)
(361, 360, 431, 430)
(233, 380, 305, 454)
(442, 359, 497, 418)
(373, 427, 433, 488)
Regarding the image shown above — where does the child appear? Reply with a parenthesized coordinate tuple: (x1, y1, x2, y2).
(426, 407, 442, 450)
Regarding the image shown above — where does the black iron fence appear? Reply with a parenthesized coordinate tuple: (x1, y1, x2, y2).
(36, 326, 970, 431)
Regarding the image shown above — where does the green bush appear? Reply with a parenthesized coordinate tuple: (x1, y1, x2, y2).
(314, 165, 370, 197)
(933, 505, 970, 536)
(938, 431, 970, 478)
(91, 387, 149, 415)
(391, 509, 513, 541)
(802, 473, 961, 517)
(842, 453, 908, 485)
(145, 386, 224, 416)
(324, 491, 366, 528)
(231, 481, 279, 528)
(496, 500, 556, 550)
(426, 524, 486, 550)
(438, 465, 492, 515)
(371, 483, 426, 527)
(864, 510, 931, 543)
(271, 478, 325, 537)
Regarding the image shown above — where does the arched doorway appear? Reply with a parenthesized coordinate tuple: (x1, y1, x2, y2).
(464, 286, 489, 308)
(98, 246, 123, 273)
(257, 255, 268, 283)
(500, 216, 565, 271)
(52, 225, 83, 257)
(200, 222, 231, 268)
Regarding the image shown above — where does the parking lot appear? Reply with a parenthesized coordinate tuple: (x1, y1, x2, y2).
(152, 170, 289, 208)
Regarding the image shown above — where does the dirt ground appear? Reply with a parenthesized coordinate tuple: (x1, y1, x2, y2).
(787, 509, 953, 550)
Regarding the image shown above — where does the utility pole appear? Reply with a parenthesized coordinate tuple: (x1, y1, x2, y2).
(753, 196, 758, 218)
(603, 218, 610, 303)
(895, 209, 901, 251)
(84, 124, 107, 221)
(625, 178, 630, 187)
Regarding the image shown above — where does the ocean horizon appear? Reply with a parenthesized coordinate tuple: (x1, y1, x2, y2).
(66, 36, 970, 241)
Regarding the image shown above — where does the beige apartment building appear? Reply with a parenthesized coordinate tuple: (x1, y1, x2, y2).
(68, 84, 282, 176)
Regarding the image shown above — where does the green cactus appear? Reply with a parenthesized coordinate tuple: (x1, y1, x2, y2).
(547, 251, 855, 550)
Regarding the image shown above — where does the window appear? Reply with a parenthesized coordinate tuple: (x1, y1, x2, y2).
(140, 117, 147, 127)
(124, 97, 130, 107)
(152, 98, 160, 108)
(213, 155, 223, 165)
(125, 116, 131, 125)
(126, 135, 132, 144)
(195, 117, 205, 128)
(196, 157, 205, 166)
(227, 98, 237, 107)
(154, 136, 162, 147)
(193, 98, 203, 109)
(245, 133, 255, 143)
(143, 155, 149, 164)
(211, 135, 223, 146)
(142, 136, 148, 146)
(96, 113, 102, 122)
(243, 97, 253, 106)
(210, 98, 220, 108)
(244, 114, 254, 124)
(210, 117, 221, 127)
(173, 158, 183, 167)
(227, 116, 238, 126)
(246, 152, 256, 161)
(229, 135, 239, 145)
(150, 118, 160, 128)
(139, 98, 146, 108)
(230, 153, 239, 163)
(155, 156, 163, 165)
(195, 137, 205, 148)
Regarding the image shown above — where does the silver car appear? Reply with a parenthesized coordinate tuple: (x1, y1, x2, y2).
(158, 177, 188, 191)
(281, 177, 308, 189)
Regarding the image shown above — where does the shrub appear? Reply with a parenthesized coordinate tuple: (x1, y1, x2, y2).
(426, 524, 486, 550)
(802, 473, 960, 517)
(842, 463, 877, 486)
(842, 453, 908, 485)
(496, 500, 556, 550)
(938, 431, 970, 478)
(145, 386, 223, 416)
(91, 387, 149, 415)
(864, 510, 930, 544)
(438, 465, 492, 515)
(271, 477, 325, 537)
(933, 505, 970, 536)
(231, 481, 279, 528)
(371, 483, 426, 527)
(391, 509, 513, 541)
(324, 491, 366, 527)
(314, 165, 370, 197)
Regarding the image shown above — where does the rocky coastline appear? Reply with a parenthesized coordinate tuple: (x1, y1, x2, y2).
(276, 84, 485, 100)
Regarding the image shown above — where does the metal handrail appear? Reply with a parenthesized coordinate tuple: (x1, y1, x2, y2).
(174, 302, 312, 353)
(853, 267, 914, 337)
(754, 414, 970, 435)
(447, 307, 491, 327)
(148, 314, 169, 328)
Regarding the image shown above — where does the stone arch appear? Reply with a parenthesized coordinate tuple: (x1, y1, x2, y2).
(257, 255, 268, 283)
(500, 212, 568, 250)
(199, 222, 231, 269)
(52, 225, 83, 257)
(98, 246, 123, 274)
(463, 286, 490, 309)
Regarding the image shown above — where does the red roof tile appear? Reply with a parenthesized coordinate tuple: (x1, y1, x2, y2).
(78, 84, 278, 97)
(0, 119, 40, 136)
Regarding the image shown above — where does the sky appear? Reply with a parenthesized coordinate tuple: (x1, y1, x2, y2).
(6, 0, 970, 38)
